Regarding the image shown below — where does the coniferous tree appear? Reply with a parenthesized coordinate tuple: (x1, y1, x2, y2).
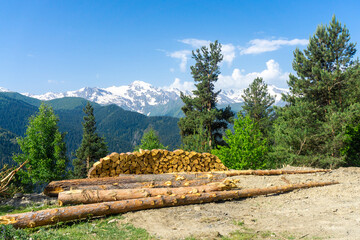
(273, 16, 360, 167)
(134, 127, 167, 151)
(178, 40, 234, 152)
(13, 103, 68, 190)
(73, 102, 108, 178)
(242, 77, 275, 136)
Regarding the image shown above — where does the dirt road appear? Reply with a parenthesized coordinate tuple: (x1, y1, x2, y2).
(121, 167, 360, 239)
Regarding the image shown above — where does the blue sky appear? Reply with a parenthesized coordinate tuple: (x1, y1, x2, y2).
(1, 0, 360, 94)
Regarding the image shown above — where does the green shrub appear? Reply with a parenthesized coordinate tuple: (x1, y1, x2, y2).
(0, 225, 29, 240)
(212, 114, 268, 170)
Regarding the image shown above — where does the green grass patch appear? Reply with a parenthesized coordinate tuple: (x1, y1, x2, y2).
(0, 205, 154, 240)
(27, 216, 153, 240)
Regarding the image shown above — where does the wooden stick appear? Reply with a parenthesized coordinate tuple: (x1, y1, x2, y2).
(0, 160, 28, 194)
(1, 181, 338, 228)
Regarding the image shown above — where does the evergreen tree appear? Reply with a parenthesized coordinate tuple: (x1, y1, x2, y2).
(242, 77, 275, 136)
(73, 102, 108, 178)
(178, 40, 234, 151)
(13, 103, 68, 189)
(134, 127, 167, 151)
(285, 15, 357, 112)
(212, 114, 268, 170)
(273, 16, 360, 167)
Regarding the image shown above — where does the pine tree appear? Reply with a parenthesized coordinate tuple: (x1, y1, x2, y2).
(285, 15, 357, 113)
(242, 77, 275, 136)
(13, 103, 68, 189)
(178, 40, 234, 151)
(73, 102, 108, 178)
(134, 127, 167, 151)
(273, 16, 360, 167)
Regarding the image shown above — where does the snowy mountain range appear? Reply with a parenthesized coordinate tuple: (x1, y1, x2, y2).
(3, 81, 289, 117)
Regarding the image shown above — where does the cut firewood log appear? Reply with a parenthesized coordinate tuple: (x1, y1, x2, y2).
(58, 180, 238, 205)
(44, 178, 220, 197)
(0, 181, 338, 228)
(88, 149, 227, 177)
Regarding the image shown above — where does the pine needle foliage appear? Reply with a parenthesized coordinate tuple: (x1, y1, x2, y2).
(178, 40, 234, 151)
(73, 102, 108, 178)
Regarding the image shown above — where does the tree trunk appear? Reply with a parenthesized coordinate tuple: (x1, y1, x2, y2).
(44, 178, 221, 197)
(219, 169, 331, 176)
(1, 181, 338, 228)
(58, 181, 237, 205)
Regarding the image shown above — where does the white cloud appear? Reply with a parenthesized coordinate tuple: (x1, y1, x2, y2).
(221, 44, 236, 65)
(163, 78, 194, 92)
(240, 38, 308, 55)
(179, 38, 211, 48)
(217, 59, 289, 90)
(179, 38, 236, 65)
(168, 50, 191, 72)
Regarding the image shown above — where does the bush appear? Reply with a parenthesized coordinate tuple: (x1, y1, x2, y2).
(0, 225, 28, 240)
(212, 114, 268, 169)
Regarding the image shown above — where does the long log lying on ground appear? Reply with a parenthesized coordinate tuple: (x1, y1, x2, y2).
(1, 181, 338, 228)
(220, 169, 331, 176)
(44, 178, 221, 197)
(58, 181, 237, 205)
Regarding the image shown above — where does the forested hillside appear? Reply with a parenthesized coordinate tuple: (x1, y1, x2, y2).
(0, 93, 181, 167)
(0, 127, 20, 166)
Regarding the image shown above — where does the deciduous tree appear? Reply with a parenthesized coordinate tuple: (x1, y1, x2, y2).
(13, 103, 68, 189)
(134, 127, 167, 151)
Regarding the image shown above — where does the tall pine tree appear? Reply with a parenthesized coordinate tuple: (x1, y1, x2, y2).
(285, 15, 357, 112)
(178, 40, 234, 152)
(273, 16, 360, 167)
(242, 77, 275, 136)
(73, 102, 108, 178)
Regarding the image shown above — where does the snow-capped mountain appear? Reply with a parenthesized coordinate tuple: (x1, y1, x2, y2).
(19, 81, 288, 116)
(0, 87, 10, 92)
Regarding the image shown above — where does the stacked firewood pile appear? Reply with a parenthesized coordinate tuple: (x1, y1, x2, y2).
(88, 149, 227, 178)
(0, 167, 338, 228)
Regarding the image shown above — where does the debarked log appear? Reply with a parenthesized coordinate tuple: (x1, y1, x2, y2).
(221, 169, 332, 176)
(44, 178, 221, 197)
(1, 181, 338, 228)
(58, 180, 238, 205)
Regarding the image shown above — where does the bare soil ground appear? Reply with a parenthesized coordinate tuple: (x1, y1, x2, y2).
(120, 166, 360, 239)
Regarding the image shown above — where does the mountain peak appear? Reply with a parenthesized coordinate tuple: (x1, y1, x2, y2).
(0, 87, 10, 92)
(22, 81, 289, 116)
(129, 80, 153, 90)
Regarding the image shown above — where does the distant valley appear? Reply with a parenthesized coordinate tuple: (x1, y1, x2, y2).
(0, 91, 180, 166)
(0, 81, 288, 167)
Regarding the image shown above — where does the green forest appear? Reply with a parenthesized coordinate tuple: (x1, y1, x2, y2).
(0, 93, 181, 168)
(1, 16, 360, 193)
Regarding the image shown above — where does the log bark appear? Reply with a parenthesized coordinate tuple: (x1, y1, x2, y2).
(220, 169, 331, 176)
(44, 178, 220, 197)
(1, 181, 338, 228)
(58, 181, 237, 205)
